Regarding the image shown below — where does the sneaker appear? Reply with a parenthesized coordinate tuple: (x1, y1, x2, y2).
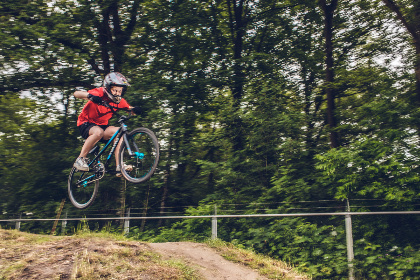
(74, 157, 89, 171)
(116, 164, 133, 177)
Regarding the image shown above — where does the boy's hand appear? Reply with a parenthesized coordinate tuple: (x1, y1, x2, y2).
(87, 93, 103, 104)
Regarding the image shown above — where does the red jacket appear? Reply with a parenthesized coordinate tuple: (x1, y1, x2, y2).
(77, 87, 130, 126)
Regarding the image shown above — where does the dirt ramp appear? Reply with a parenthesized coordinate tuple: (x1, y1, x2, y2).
(149, 242, 269, 280)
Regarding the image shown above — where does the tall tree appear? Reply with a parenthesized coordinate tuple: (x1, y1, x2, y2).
(381, 0, 420, 107)
(48, 0, 142, 76)
(319, 0, 340, 148)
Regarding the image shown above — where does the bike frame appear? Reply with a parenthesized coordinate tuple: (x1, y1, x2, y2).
(76, 117, 134, 185)
(89, 127, 124, 169)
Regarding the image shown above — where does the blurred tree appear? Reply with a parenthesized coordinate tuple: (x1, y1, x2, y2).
(0, 4, 419, 274)
(319, 0, 339, 148)
(381, 0, 420, 106)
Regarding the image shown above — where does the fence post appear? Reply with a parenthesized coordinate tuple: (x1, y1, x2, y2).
(212, 205, 217, 239)
(15, 213, 22, 231)
(51, 198, 66, 235)
(120, 179, 127, 229)
(345, 199, 355, 280)
(61, 211, 68, 235)
(124, 208, 130, 235)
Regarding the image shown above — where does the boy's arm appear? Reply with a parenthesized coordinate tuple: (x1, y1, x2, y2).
(74, 90, 90, 100)
(74, 90, 102, 104)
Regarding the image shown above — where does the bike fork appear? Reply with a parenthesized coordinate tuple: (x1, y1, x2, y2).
(123, 134, 144, 159)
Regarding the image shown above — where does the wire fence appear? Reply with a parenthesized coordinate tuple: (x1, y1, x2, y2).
(1, 199, 419, 280)
(2, 210, 420, 223)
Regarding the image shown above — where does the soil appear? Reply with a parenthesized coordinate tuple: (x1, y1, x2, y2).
(149, 242, 270, 280)
(1, 230, 304, 280)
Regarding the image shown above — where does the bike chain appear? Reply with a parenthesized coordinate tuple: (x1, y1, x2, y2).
(93, 162, 105, 181)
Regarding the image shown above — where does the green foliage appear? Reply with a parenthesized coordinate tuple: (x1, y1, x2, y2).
(129, 205, 215, 242)
(137, 214, 420, 280)
(354, 241, 420, 279)
(1, 0, 420, 279)
(315, 137, 420, 201)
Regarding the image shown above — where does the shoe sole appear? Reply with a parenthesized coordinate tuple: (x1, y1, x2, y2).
(74, 165, 89, 172)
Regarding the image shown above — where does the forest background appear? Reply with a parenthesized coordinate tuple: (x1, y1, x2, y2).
(1, 0, 420, 279)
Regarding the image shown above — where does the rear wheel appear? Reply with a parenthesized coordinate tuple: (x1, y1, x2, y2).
(68, 159, 103, 209)
(119, 128, 159, 183)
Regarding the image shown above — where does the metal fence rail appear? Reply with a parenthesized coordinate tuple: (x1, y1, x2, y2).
(1, 210, 420, 222)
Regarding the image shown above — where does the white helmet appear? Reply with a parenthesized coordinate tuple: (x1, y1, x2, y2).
(103, 72, 130, 103)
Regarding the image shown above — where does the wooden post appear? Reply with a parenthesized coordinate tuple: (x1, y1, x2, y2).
(51, 199, 66, 235)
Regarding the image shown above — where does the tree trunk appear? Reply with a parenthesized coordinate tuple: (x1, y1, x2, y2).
(92, 1, 140, 74)
(140, 182, 151, 232)
(416, 43, 420, 105)
(227, 0, 247, 152)
(319, 0, 339, 148)
(119, 179, 126, 229)
(157, 170, 170, 228)
(158, 136, 173, 227)
(381, 0, 420, 106)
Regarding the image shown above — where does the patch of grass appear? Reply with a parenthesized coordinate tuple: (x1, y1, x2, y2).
(1, 261, 27, 277)
(69, 235, 199, 279)
(0, 229, 58, 245)
(0, 229, 199, 280)
(0, 229, 61, 279)
(162, 259, 201, 280)
(206, 238, 311, 280)
(74, 226, 127, 240)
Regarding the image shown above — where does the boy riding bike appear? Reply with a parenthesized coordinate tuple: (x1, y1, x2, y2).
(73, 72, 142, 177)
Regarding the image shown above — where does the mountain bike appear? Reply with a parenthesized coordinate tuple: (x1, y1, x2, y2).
(68, 102, 160, 209)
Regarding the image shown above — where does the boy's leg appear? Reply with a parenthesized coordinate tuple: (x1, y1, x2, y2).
(74, 126, 104, 171)
(78, 126, 105, 158)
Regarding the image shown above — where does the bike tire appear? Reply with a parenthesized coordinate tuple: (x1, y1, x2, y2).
(68, 166, 100, 209)
(119, 127, 160, 183)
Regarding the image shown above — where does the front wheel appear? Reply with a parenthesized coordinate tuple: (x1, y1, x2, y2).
(120, 127, 159, 183)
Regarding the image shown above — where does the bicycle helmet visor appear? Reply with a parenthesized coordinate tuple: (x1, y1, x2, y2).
(103, 72, 130, 103)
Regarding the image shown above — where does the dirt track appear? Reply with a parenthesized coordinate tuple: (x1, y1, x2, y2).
(1, 238, 269, 279)
(1, 230, 306, 279)
(149, 242, 269, 280)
